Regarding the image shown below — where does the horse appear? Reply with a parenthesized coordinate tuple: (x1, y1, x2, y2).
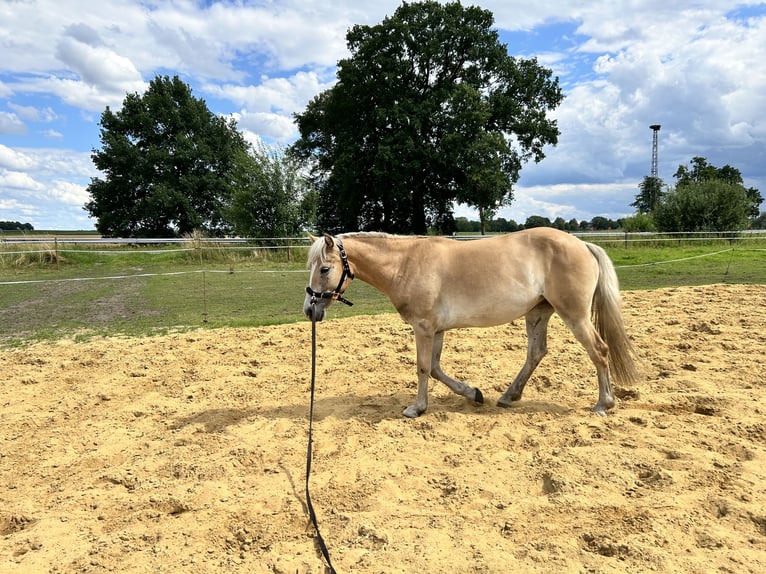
(303, 228, 639, 418)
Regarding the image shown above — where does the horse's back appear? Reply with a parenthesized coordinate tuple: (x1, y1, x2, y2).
(396, 228, 597, 329)
(439, 228, 595, 273)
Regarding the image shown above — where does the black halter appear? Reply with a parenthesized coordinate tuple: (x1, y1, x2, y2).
(306, 238, 354, 306)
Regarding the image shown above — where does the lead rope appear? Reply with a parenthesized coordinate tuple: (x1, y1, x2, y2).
(307, 301, 337, 573)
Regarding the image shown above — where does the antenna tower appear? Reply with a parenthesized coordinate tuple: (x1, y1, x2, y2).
(649, 124, 661, 178)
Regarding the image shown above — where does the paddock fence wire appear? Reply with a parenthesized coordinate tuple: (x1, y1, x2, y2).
(1, 231, 765, 344)
(2, 230, 766, 280)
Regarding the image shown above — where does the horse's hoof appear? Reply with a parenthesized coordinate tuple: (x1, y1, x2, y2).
(496, 400, 513, 409)
(473, 388, 484, 404)
(402, 406, 421, 418)
(591, 403, 610, 416)
(592, 400, 614, 416)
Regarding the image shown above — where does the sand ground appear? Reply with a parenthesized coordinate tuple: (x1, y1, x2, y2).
(2, 284, 765, 573)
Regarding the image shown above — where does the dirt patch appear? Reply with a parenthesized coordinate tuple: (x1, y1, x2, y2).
(2, 284, 765, 573)
(0, 276, 154, 341)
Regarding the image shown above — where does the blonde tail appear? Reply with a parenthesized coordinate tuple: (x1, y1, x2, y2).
(586, 242, 641, 385)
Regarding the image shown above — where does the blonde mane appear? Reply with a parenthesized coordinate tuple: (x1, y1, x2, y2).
(307, 232, 399, 269)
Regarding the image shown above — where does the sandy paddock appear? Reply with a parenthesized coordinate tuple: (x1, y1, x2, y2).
(2, 284, 765, 573)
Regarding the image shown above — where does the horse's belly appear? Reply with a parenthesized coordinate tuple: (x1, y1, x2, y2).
(441, 297, 536, 330)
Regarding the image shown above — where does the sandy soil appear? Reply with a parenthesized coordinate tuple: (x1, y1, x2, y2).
(2, 284, 765, 573)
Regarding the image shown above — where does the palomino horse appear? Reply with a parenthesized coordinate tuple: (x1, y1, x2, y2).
(304, 228, 639, 418)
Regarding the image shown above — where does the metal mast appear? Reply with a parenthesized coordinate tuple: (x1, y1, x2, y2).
(649, 124, 661, 178)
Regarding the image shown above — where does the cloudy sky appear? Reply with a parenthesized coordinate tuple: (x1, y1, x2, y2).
(1, 0, 764, 230)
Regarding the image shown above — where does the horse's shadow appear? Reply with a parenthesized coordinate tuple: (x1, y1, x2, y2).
(171, 392, 572, 433)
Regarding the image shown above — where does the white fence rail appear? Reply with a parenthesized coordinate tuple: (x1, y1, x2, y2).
(2, 229, 765, 247)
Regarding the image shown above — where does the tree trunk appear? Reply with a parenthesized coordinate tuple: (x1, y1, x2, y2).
(411, 187, 427, 235)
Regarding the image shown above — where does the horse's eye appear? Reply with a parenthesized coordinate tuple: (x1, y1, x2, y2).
(320, 266, 331, 275)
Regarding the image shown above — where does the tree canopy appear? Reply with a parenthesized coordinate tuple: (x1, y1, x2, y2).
(653, 179, 751, 232)
(85, 75, 250, 237)
(631, 176, 664, 214)
(674, 156, 763, 220)
(290, 1, 563, 234)
(0, 221, 34, 231)
(226, 143, 317, 239)
(651, 157, 756, 232)
(631, 157, 762, 232)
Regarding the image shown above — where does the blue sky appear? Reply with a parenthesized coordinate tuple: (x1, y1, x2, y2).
(1, 1, 765, 230)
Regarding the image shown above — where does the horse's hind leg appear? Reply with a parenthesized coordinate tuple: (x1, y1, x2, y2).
(497, 301, 554, 408)
(559, 314, 615, 415)
(430, 331, 484, 405)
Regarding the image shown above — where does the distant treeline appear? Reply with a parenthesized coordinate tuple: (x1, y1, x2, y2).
(455, 215, 623, 233)
(0, 221, 34, 231)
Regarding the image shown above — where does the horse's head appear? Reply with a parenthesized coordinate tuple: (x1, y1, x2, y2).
(303, 234, 354, 321)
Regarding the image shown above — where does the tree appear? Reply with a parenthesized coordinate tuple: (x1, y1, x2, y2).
(0, 221, 34, 231)
(524, 215, 551, 228)
(622, 213, 656, 232)
(590, 216, 613, 231)
(226, 143, 316, 239)
(290, 1, 563, 234)
(658, 157, 762, 230)
(85, 75, 249, 237)
(632, 176, 664, 214)
(674, 157, 763, 219)
(673, 156, 722, 185)
(745, 186, 765, 220)
(653, 180, 751, 232)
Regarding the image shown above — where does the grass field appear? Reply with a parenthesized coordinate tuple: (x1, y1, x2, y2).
(1, 235, 765, 346)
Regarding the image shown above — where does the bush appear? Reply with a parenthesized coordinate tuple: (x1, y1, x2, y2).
(654, 180, 750, 232)
(622, 213, 657, 232)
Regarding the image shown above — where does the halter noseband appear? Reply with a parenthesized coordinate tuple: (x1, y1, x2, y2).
(306, 238, 354, 307)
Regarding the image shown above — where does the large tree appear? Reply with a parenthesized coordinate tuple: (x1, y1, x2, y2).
(85, 75, 249, 237)
(290, 1, 563, 234)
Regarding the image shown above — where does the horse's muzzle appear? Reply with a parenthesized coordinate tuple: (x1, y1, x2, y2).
(303, 297, 326, 322)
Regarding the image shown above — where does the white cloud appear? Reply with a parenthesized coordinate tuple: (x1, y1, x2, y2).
(50, 180, 90, 206)
(208, 70, 337, 142)
(207, 71, 333, 114)
(232, 112, 299, 144)
(0, 169, 47, 192)
(41, 129, 64, 139)
(0, 197, 36, 213)
(0, 145, 36, 170)
(0, 112, 26, 135)
(7, 103, 58, 122)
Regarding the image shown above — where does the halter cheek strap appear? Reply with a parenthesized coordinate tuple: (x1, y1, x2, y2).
(306, 238, 354, 306)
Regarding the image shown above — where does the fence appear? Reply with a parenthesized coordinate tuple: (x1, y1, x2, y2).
(3, 229, 766, 247)
(3, 231, 766, 272)
(1, 231, 765, 345)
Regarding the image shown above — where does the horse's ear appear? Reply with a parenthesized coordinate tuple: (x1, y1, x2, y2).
(323, 234, 334, 248)
(307, 233, 318, 243)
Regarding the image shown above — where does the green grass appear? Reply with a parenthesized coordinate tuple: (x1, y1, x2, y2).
(604, 242, 766, 289)
(1, 237, 765, 346)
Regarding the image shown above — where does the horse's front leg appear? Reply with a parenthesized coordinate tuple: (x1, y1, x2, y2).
(430, 331, 484, 405)
(402, 329, 433, 418)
